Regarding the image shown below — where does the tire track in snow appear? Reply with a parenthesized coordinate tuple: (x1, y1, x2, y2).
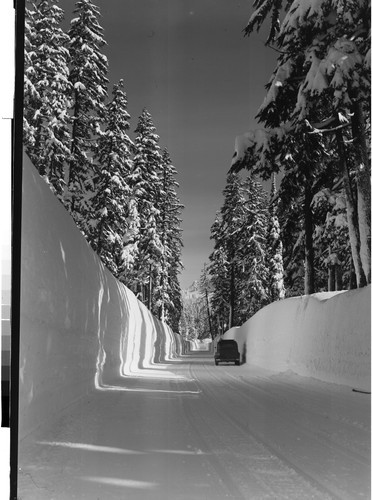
(210, 364, 369, 467)
(175, 381, 248, 499)
(189, 362, 344, 500)
(228, 369, 370, 434)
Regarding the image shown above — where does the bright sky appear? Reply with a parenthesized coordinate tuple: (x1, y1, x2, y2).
(61, 0, 277, 288)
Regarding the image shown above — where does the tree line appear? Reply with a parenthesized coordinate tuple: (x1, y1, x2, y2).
(23, 0, 183, 331)
(186, 0, 370, 339)
(230, 0, 370, 293)
(180, 173, 284, 338)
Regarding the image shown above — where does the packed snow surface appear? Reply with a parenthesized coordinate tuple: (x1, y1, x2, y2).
(18, 358, 370, 499)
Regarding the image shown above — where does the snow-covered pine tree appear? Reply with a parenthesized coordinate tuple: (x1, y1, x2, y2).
(218, 172, 252, 327)
(232, 126, 345, 295)
(208, 238, 230, 335)
(278, 187, 305, 297)
(283, 0, 371, 286)
(198, 264, 213, 338)
(154, 149, 184, 325)
(284, 132, 330, 295)
(243, 175, 270, 317)
(243, 0, 371, 287)
(130, 109, 163, 312)
(23, 0, 71, 197)
(179, 298, 200, 340)
(87, 79, 137, 277)
(166, 255, 183, 332)
(209, 173, 269, 328)
(119, 197, 141, 280)
(65, 0, 109, 231)
(24, 1, 38, 154)
(312, 185, 352, 291)
(266, 174, 285, 301)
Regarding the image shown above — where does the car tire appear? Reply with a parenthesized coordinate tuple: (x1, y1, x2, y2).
(215, 360, 219, 366)
(235, 360, 240, 366)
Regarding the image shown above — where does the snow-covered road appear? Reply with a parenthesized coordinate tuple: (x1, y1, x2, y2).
(18, 353, 370, 500)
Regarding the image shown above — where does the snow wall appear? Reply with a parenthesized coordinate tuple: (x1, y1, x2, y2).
(19, 154, 183, 440)
(223, 288, 371, 389)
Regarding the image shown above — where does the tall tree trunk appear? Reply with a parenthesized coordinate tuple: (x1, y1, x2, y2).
(351, 100, 371, 284)
(328, 265, 335, 292)
(335, 128, 366, 287)
(304, 177, 315, 295)
(228, 262, 235, 329)
(205, 289, 213, 339)
(148, 264, 153, 312)
(349, 259, 358, 290)
(335, 264, 343, 291)
(327, 248, 336, 291)
(216, 314, 221, 337)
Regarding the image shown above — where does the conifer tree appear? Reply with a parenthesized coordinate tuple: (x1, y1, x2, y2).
(266, 174, 285, 301)
(209, 235, 230, 335)
(23, 0, 71, 197)
(277, 175, 305, 297)
(219, 173, 251, 327)
(243, 176, 270, 316)
(87, 79, 137, 277)
(131, 109, 163, 311)
(24, 1, 38, 149)
(65, 0, 109, 229)
(154, 149, 184, 324)
(166, 255, 183, 332)
(312, 185, 351, 291)
(209, 174, 269, 328)
(199, 264, 213, 338)
(241, 0, 371, 286)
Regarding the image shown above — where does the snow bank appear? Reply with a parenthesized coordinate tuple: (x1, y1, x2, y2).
(19, 154, 182, 439)
(224, 288, 371, 389)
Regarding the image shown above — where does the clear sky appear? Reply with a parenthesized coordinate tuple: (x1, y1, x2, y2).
(59, 0, 277, 289)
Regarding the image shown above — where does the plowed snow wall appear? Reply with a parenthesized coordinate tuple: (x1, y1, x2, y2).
(19, 155, 181, 439)
(224, 289, 371, 389)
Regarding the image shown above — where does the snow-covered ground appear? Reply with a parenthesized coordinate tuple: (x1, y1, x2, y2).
(18, 357, 370, 499)
(17, 155, 370, 498)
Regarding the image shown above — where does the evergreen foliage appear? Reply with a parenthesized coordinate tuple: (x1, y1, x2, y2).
(312, 186, 351, 291)
(24, 0, 72, 197)
(65, 0, 109, 230)
(208, 173, 270, 330)
(23, 1, 183, 333)
(154, 149, 184, 328)
(87, 79, 137, 277)
(266, 175, 285, 301)
(180, 279, 212, 340)
(208, 236, 230, 334)
(130, 109, 163, 311)
(243, 176, 270, 316)
(231, 0, 370, 292)
(198, 265, 213, 338)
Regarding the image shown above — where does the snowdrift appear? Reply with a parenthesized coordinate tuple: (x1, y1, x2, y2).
(223, 288, 371, 389)
(19, 154, 182, 439)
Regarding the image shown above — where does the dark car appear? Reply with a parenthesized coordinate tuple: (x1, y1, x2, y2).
(214, 339, 240, 366)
